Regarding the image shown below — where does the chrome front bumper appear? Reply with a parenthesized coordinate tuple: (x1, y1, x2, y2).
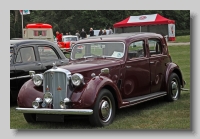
(16, 107, 93, 115)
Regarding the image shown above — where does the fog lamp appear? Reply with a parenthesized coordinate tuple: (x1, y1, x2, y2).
(60, 101, 66, 109)
(44, 92, 53, 104)
(32, 101, 39, 109)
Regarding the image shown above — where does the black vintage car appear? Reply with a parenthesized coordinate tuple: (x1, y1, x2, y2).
(10, 40, 69, 103)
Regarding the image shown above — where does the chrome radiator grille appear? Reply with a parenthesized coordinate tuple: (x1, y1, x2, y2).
(43, 71, 67, 109)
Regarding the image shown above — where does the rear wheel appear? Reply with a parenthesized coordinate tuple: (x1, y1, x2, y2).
(165, 73, 181, 102)
(23, 113, 36, 123)
(89, 89, 116, 127)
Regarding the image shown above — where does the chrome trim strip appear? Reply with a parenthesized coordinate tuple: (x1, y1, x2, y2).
(10, 75, 30, 80)
(120, 93, 167, 109)
(16, 107, 93, 115)
(129, 92, 167, 103)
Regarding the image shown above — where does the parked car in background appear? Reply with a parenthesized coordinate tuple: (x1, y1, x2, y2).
(57, 35, 79, 54)
(16, 32, 186, 127)
(10, 39, 69, 103)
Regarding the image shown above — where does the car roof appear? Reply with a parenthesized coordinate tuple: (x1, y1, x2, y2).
(10, 39, 55, 47)
(77, 32, 163, 43)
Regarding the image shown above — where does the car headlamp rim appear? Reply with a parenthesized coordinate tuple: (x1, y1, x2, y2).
(32, 101, 39, 109)
(71, 73, 85, 86)
(33, 74, 43, 86)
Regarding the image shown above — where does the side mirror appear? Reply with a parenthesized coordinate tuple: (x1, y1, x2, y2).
(101, 68, 109, 75)
(99, 68, 109, 79)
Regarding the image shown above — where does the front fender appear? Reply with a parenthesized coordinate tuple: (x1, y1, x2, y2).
(165, 62, 184, 88)
(71, 76, 123, 109)
(17, 79, 43, 108)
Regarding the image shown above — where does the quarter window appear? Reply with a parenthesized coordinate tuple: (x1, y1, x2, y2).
(16, 47, 36, 63)
(38, 46, 59, 61)
(148, 39, 162, 55)
(128, 40, 145, 59)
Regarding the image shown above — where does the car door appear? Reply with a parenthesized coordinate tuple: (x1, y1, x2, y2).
(37, 45, 68, 70)
(13, 45, 43, 91)
(148, 38, 167, 93)
(122, 40, 150, 99)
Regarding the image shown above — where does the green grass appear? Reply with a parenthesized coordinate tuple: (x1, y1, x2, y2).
(175, 35, 190, 43)
(10, 45, 190, 130)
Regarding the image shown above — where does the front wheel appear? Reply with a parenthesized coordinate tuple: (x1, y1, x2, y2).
(165, 73, 181, 102)
(89, 89, 116, 127)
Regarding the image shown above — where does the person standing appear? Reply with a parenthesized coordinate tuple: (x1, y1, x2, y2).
(80, 28, 87, 39)
(98, 28, 103, 36)
(89, 28, 94, 37)
(56, 31, 62, 42)
(75, 30, 80, 39)
(102, 29, 107, 35)
(108, 27, 113, 35)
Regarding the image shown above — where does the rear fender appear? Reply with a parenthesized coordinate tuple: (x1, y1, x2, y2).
(165, 62, 185, 89)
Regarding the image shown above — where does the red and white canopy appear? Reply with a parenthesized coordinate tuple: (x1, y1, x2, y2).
(113, 14, 175, 28)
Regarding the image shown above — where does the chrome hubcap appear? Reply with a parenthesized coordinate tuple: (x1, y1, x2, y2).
(171, 78, 179, 99)
(99, 97, 112, 122)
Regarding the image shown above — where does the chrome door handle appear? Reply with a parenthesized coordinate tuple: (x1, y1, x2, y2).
(126, 66, 132, 68)
(60, 60, 64, 63)
(150, 61, 155, 64)
(37, 63, 41, 65)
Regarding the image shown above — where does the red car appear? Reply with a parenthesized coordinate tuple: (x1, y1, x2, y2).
(57, 35, 79, 54)
(16, 32, 186, 127)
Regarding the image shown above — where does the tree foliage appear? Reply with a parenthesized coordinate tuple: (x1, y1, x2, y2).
(10, 10, 190, 38)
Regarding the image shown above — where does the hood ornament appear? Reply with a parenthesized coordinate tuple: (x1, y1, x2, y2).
(52, 62, 57, 69)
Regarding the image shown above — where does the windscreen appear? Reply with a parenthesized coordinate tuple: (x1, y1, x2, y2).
(71, 42, 125, 60)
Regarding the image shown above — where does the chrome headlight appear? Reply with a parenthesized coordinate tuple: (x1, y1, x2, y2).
(44, 92, 53, 104)
(33, 74, 43, 86)
(71, 73, 85, 86)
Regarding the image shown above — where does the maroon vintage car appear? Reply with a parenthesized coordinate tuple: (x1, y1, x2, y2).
(16, 32, 186, 127)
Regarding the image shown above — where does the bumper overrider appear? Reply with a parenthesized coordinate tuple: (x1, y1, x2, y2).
(16, 107, 93, 115)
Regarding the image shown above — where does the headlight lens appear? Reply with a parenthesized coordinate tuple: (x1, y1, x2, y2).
(44, 92, 53, 104)
(33, 74, 43, 86)
(71, 73, 84, 86)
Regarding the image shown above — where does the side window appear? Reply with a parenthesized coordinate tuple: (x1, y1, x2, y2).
(38, 46, 59, 61)
(128, 40, 145, 59)
(148, 39, 162, 55)
(16, 47, 36, 63)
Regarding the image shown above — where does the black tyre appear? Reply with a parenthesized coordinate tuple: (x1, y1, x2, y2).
(165, 73, 181, 102)
(89, 89, 116, 127)
(23, 113, 36, 123)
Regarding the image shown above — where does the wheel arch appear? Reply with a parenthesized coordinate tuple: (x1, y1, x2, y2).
(102, 85, 119, 109)
(165, 62, 185, 89)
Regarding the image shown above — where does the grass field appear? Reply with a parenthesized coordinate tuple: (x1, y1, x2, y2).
(10, 45, 190, 130)
(174, 35, 190, 43)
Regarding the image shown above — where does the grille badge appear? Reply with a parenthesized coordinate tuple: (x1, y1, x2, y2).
(57, 86, 62, 91)
(46, 85, 49, 91)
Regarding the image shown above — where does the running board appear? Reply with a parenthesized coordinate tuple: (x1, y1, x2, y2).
(120, 91, 167, 108)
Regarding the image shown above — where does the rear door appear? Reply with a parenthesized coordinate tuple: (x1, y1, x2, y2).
(148, 38, 167, 93)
